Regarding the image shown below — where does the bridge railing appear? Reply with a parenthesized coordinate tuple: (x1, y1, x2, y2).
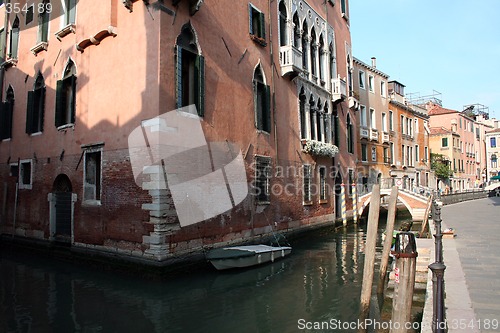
(439, 189, 488, 205)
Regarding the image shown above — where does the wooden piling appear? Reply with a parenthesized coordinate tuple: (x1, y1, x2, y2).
(391, 233, 418, 333)
(359, 184, 381, 327)
(377, 186, 398, 295)
(419, 194, 433, 238)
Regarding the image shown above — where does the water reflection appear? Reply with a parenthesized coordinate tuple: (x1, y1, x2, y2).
(1, 223, 384, 333)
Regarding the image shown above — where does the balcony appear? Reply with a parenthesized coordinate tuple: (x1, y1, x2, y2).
(348, 90, 360, 111)
(370, 128, 379, 142)
(360, 127, 369, 139)
(331, 76, 347, 103)
(279, 45, 302, 78)
(382, 132, 390, 143)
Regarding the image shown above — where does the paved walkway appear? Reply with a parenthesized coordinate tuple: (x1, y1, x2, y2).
(422, 196, 500, 333)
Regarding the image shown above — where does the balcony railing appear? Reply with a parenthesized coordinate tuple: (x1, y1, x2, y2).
(360, 127, 369, 139)
(279, 45, 302, 77)
(348, 90, 360, 110)
(370, 128, 379, 142)
(382, 132, 389, 143)
(331, 76, 347, 103)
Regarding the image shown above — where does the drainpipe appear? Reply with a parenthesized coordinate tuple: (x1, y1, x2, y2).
(268, 0, 278, 156)
(0, 0, 11, 101)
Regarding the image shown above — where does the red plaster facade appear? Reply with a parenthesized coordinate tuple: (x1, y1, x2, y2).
(0, 0, 356, 262)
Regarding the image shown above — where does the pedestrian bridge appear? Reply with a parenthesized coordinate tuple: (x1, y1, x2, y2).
(357, 188, 432, 222)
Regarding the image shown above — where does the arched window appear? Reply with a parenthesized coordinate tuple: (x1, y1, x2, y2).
(319, 35, 325, 83)
(302, 21, 308, 70)
(55, 60, 76, 127)
(310, 28, 316, 77)
(9, 16, 20, 59)
(329, 42, 336, 80)
(347, 113, 354, 153)
(26, 72, 46, 134)
(176, 23, 205, 117)
(347, 55, 353, 95)
(492, 154, 498, 169)
(299, 88, 306, 140)
(0, 86, 14, 140)
(278, 1, 287, 47)
(333, 107, 339, 147)
(38, 1, 51, 43)
(316, 99, 322, 142)
(253, 64, 271, 133)
(293, 13, 300, 48)
(309, 95, 316, 140)
(323, 103, 330, 143)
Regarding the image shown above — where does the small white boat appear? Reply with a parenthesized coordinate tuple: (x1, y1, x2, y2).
(206, 245, 292, 270)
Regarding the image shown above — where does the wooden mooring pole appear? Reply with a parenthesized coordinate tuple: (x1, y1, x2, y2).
(359, 184, 381, 329)
(377, 186, 398, 295)
(390, 232, 418, 333)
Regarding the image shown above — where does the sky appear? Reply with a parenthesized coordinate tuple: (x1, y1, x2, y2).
(349, 0, 500, 118)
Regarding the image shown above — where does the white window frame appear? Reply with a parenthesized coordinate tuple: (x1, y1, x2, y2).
(415, 144, 419, 163)
(381, 112, 387, 133)
(361, 144, 368, 162)
(358, 70, 365, 89)
(319, 166, 327, 203)
(368, 75, 374, 93)
(369, 108, 376, 129)
(390, 142, 395, 164)
(19, 159, 33, 190)
(389, 110, 393, 131)
(380, 80, 386, 98)
(255, 155, 271, 204)
(360, 105, 367, 127)
(303, 164, 313, 205)
(371, 146, 377, 162)
(83, 146, 103, 206)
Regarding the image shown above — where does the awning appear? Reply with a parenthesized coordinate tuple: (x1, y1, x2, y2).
(490, 175, 500, 181)
(484, 182, 500, 191)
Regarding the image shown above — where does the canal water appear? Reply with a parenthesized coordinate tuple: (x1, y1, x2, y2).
(0, 218, 402, 333)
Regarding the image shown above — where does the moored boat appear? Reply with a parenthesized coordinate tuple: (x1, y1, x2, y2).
(206, 245, 292, 270)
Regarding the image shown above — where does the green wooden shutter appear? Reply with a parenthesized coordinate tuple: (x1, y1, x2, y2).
(70, 75, 77, 124)
(264, 84, 271, 132)
(39, 87, 46, 132)
(255, 82, 263, 130)
(0, 102, 5, 140)
(55, 79, 65, 127)
(68, 0, 76, 24)
(334, 116, 340, 147)
(41, 11, 49, 42)
(10, 27, 19, 58)
(26, 91, 34, 134)
(248, 4, 254, 35)
(175, 45, 183, 109)
(259, 11, 266, 39)
(195, 54, 205, 117)
(5, 100, 13, 139)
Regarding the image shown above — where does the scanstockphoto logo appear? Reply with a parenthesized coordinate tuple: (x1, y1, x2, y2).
(128, 105, 248, 227)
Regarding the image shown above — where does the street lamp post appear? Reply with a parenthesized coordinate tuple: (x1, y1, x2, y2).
(428, 200, 446, 332)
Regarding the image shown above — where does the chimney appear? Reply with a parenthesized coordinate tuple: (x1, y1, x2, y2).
(371, 57, 376, 68)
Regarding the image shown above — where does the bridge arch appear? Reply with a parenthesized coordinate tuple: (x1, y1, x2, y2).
(357, 189, 430, 222)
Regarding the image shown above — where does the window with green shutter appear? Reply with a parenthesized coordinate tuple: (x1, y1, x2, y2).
(26, 73, 46, 134)
(0, 86, 14, 140)
(249, 4, 266, 45)
(253, 65, 271, 133)
(55, 60, 76, 128)
(38, 1, 50, 43)
(64, 0, 76, 26)
(9, 16, 20, 59)
(175, 23, 205, 117)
